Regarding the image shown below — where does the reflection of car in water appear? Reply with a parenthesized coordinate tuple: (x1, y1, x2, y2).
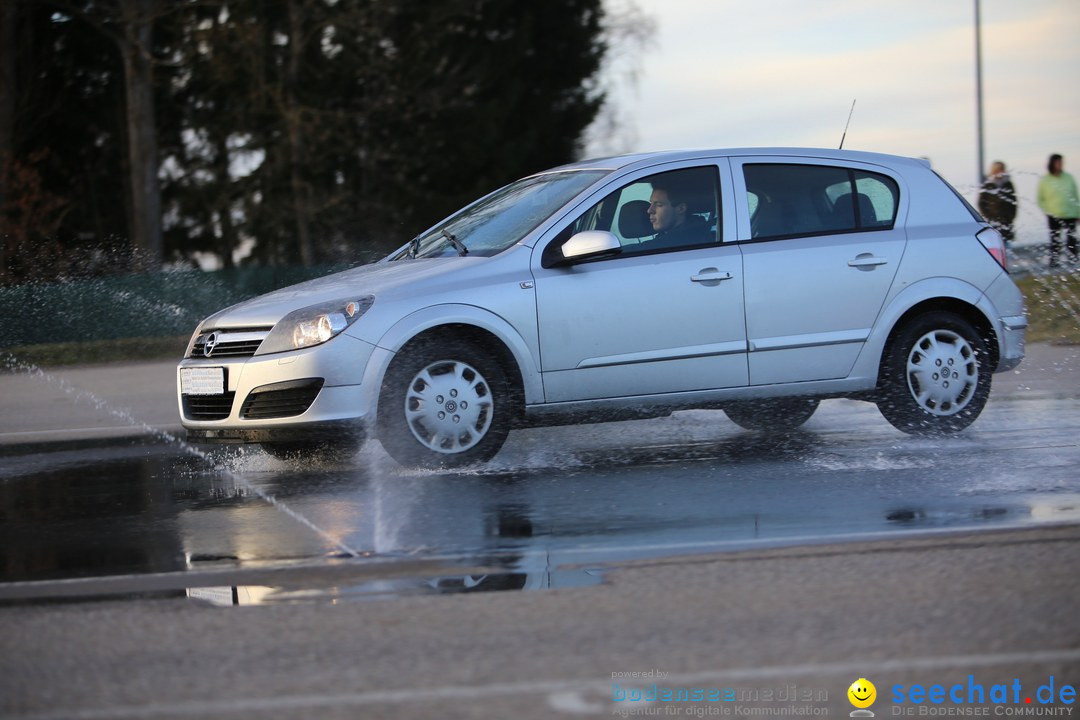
(186, 474, 594, 605)
(183, 422, 1063, 607)
(369, 474, 542, 594)
(178, 148, 1026, 468)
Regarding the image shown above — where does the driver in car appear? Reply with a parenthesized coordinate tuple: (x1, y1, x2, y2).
(646, 177, 713, 249)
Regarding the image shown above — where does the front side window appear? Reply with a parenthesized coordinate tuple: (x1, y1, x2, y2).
(391, 170, 606, 260)
(544, 166, 720, 265)
(745, 164, 899, 240)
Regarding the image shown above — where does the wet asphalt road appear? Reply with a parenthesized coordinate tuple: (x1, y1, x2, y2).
(1, 344, 1079, 719)
(1, 343, 1079, 597)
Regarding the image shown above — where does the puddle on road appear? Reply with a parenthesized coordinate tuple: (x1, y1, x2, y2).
(186, 566, 606, 607)
(2, 421, 1080, 604)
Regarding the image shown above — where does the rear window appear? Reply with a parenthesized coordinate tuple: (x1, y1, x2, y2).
(745, 164, 899, 240)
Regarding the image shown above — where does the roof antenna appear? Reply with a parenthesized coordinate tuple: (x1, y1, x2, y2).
(839, 99, 856, 149)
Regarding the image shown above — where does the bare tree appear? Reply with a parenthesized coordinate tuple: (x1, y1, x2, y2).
(0, 1, 14, 166)
(118, 0, 163, 271)
(0, 0, 16, 277)
(285, 0, 314, 267)
(584, 0, 655, 157)
(34, 0, 166, 272)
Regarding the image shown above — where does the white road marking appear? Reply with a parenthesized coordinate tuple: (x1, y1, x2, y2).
(0, 426, 173, 438)
(10, 647, 1080, 719)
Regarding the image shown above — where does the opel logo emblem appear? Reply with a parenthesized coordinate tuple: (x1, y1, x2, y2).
(203, 332, 218, 357)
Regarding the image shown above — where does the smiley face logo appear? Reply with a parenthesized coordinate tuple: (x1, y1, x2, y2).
(848, 678, 877, 709)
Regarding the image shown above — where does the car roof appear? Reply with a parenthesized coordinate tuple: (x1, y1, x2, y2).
(542, 148, 931, 175)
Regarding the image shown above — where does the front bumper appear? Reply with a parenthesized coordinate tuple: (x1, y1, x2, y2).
(177, 333, 378, 440)
(186, 418, 367, 445)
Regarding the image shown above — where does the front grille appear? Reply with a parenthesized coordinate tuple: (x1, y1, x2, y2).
(193, 339, 263, 357)
(190, 327, 272, 359)
(241, 379, 324, 420)
(183, 393, 236, 421)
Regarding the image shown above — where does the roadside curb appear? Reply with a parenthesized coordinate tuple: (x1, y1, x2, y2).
(0, 427, 187, 458)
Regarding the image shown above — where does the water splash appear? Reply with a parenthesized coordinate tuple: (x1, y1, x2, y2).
(804, 450, 936, 473)
(1008, 251, 1080, 332)
(965, 177, 1080, 333)
(0, 351, 361, 559)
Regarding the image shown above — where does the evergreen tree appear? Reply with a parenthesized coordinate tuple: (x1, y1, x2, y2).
(1, 2, 131, 281)
(2, 0, 628, 278)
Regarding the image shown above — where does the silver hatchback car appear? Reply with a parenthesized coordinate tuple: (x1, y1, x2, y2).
(178, 148, 1027, 467)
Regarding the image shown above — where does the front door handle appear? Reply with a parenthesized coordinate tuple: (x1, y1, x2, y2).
(848, 254, 888, 269)
(691, 268, 733, 284)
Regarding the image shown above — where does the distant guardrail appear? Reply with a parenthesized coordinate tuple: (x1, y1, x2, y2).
(0, 265, 349, 348)
(0, 244, 1060, 349)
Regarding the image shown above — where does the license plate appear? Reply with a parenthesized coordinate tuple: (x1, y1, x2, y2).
(181, 367, 225, 395)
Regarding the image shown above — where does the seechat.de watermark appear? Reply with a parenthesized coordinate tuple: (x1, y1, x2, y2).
(890, 676, 1075, 716)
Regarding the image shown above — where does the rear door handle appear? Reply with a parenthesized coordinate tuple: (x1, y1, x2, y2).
(691, 269, 733, 284)
(848, 254, 888, 269)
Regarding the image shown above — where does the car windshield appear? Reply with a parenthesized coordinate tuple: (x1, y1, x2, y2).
(390, 170, 606, 260)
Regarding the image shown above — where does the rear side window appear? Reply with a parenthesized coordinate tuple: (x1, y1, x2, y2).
(745, 164, 899, 240)
(933, 170, 983, 221)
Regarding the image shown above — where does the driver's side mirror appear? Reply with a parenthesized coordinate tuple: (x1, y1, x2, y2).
(558, 231, 622, 265)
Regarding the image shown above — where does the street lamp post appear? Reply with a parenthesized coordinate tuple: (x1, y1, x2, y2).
(975, 0, 985, 184)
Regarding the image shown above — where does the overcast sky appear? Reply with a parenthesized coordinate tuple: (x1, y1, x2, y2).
(591, 0, 1080, 243)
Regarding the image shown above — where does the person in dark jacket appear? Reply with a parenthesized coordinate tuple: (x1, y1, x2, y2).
(978, 161, 1017, 244)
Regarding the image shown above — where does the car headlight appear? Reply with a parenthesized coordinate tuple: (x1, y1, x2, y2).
(255, 296, 374, 356)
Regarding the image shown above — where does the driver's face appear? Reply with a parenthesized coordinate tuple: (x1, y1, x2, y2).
(648, 189, 684, 232)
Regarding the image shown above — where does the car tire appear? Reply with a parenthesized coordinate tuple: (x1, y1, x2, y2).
(378, 338, 512, 468)
(876, 311, 991, 435)
(724, 398, 820, 432)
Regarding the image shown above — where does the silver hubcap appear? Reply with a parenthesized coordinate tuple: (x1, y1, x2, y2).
(905, 329, 978, 416)
(404, 359, 494, 454)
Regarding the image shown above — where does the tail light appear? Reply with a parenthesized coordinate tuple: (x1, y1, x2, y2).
(977, 227, 1007, 271)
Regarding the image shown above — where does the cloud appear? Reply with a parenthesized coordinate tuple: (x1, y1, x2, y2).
(608, 0, 1079, 195)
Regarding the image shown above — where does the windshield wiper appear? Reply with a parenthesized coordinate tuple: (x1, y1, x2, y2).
(407, 235, 421, 259)
(442, 228, 468, 257)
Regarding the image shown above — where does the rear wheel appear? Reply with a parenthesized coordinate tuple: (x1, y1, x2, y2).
(876, 311, 991, 435)
(724, 398, 820, 432)
(378, 338, 512, 468)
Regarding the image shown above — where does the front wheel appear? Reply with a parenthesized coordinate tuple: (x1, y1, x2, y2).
(876, 311, 991, 435)
(724, 398, 820, 432)
(378, 339, 512, 468)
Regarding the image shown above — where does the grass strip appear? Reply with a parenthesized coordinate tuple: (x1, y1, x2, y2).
(1016, 273, 1080, 345)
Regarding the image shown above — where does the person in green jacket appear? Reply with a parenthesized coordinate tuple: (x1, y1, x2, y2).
(1037, 153, 1080, 268)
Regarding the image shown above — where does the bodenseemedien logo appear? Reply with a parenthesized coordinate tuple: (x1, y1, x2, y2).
(849, 678, 878, 717)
